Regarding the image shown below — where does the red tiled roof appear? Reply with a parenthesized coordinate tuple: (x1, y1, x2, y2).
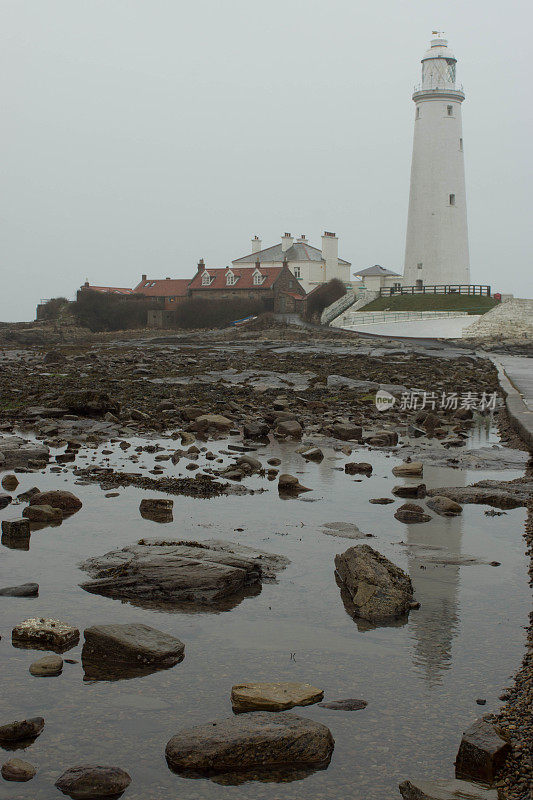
(188, 266, 283, 291)
(281, 291, 306, 300)
(133, 279, 191, 297)
(83, 285, 133, 295)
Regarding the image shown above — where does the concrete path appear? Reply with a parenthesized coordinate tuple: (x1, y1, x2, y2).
(492, 356, 533, 449)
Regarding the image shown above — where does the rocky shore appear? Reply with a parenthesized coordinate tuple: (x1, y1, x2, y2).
(0, 321, 531, 799)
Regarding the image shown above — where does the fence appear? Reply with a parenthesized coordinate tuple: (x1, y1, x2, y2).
(379, 284, 491, 297)
(339, 310, 470, 326)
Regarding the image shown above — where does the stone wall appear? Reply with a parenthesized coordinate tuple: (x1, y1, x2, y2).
(463, 299, 533, 340)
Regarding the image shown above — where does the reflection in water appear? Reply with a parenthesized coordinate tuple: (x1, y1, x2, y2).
(406, 466, 467, 686)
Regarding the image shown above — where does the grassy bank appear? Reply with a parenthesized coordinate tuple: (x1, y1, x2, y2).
(359, 294, 498, 314)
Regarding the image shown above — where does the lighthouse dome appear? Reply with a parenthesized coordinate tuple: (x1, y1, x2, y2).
(422, 37, 456, 63)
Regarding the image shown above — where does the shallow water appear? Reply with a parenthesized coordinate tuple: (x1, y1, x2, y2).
(0, 422, 529, 800)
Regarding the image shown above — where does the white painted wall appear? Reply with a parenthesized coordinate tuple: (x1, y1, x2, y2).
(403, 39, 470, 287)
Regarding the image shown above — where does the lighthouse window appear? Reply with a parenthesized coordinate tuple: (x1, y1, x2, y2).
(447, 105, 453, 116)
(449, 194, 456, 206)
(417, 263, 423, 270)
(416, 107, 420, 119)
(459, 138, 463, 150)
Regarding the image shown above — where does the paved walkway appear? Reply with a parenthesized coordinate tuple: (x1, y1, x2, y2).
(492, 355, 533, 449)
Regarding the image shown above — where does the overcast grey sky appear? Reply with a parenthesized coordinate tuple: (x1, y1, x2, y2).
(1, 0, 532, 321)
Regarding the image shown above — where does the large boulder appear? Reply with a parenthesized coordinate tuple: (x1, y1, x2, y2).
(394, 503, 432, 524)
(426, 496, 463, 517)
(0, 717, 44, 743)
(392, 483, 426, 498)
(62, 390, 120, 416)
(334, 545, 415, 624)
(243, 420, 270, 440)
(345, 462, 373, 475)
(29, 654, 63, 677)
(80, 539, 289, 609)
(331, 423, 362, 442)
(275, 420, 303, 439)
(191, 414, 233, 433)
(1, 474, 19, 491)
(165, 712, 334, 776)
(392, 462, 423, 477)
(29, 490, 82, 513)
(231, 682, 323, 713)
(12, 618, 80, 653)
(139, 497, 173, 523)
(82, 623, 185, 680)
(454, 718, 510, 784)
(1, 758, 36, 782)
(399, 778, 499, 799)
(23, 504, 63, 523)
(55, 765, 131, 799)
(278, 474, 311, 496)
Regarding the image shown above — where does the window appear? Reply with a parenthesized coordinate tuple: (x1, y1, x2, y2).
(393, 282, 402, 292)
(417, 262, 423, 270)
(447, 105, 453, 116)
(293, 266, 301, 279)
(459, 138, 463, 151)
(449, 193, 456, 206)
(253, 272, 263, 285)
(201, 272, 211, 286)
(416, 279, 423, 289)
(226, 272, 236, 286)
(416, 107, 420, 119)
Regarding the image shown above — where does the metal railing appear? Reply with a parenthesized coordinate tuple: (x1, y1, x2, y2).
(379, 284, 491, 297)
(341, 310, 470, 325)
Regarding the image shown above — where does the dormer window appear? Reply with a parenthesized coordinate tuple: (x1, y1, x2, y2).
(201, 271, 211, 286)
(226, 271, 236, 286)
(253, 270, 264, 286)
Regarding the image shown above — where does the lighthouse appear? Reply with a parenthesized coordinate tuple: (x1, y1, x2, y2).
(403, 35, 470, 287)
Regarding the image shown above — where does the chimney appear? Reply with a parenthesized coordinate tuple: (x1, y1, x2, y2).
(141, 274, 147, 282)
(321, 231, 339, 281)
(255, 259, 260, 269)
(197, 258, 205, 272)
(84, 280, 89, 288)
(251, 235, 262, 254)
(165, 277, 170, 280)
(297, 234, 307, 243)
(281, 232, 293, 252)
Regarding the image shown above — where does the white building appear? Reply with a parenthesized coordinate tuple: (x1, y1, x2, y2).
(353, 265, 402, 294)
(403, 35, 470, 287)
(232, 232, 351, 294)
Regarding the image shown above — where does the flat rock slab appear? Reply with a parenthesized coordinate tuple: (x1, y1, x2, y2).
(12, 618, 80, 653)
(318, 698, 367, 711)
(231, 682, 323, 712)
(335, 544, 414, 625)
(455, 718, 510, 784)
(55, 765, 131, 799)
(1, 758, 37, 782)
(399, 777, 500, 799)
(79, 539, 289, 609)
(321, 522, 373, 540)
(426, 479, 533, 509)
(82, 623, 185, 680)
(165, 712, 334, 776)
(0, 436, 49, 468)
(0, 582, 38, 597)
(0, 717, 44, 743)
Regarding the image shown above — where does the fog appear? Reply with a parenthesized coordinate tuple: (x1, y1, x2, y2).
(1, 0, 532, 321)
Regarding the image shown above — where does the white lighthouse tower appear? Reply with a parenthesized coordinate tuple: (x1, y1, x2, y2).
(403, 35, 470, 287)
